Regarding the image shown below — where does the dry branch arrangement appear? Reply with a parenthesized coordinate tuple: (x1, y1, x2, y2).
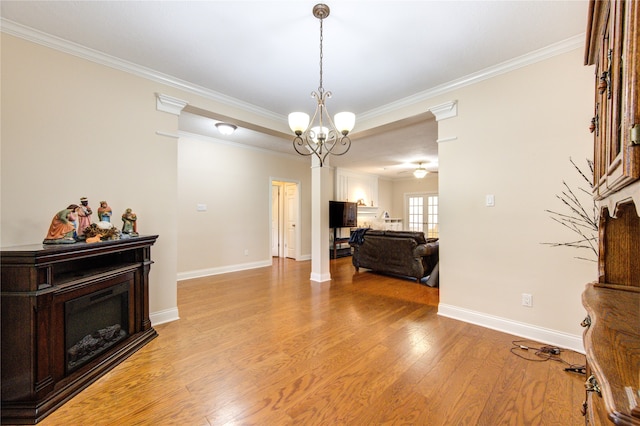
(542, 158, 598, 262)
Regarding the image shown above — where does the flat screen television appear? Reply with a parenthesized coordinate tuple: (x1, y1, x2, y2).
(329, 201, 357, 228)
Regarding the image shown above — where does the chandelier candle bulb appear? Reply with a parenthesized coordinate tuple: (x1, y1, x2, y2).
(311, 126, 329, 143)
(334, 112, 356, 134)
(288, 112, 310, 135)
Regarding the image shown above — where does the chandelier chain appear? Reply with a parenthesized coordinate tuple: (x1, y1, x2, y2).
(318, 18, 324, 94)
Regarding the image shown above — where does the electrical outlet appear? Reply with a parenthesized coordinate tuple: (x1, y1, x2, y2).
(244, 249, 249, 256)
(522, 293, 532, 307)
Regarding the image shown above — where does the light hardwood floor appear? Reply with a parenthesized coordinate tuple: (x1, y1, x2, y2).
(40, 256, 587, 425)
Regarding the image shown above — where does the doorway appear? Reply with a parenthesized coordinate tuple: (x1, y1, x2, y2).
(271, 180, 300, 259)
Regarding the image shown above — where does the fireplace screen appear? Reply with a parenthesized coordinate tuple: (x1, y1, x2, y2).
(65, 281, 129, 373)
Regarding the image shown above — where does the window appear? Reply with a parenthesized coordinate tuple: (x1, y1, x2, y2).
(406, 194, 438, 238)
(426, 195, 438, 238)
(408, 196, 423, 232)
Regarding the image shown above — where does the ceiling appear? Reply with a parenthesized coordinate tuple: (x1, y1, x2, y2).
(1, 1, 589, 178)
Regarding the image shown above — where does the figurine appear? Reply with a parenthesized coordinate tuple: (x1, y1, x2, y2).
(97, 201, 112, 222)
(65, 203, 80, 239)
(121, 208, 138, 236)
(76, 197, 93, 237)
(43, 207, 78, 244)
(83, 221, 121, 242)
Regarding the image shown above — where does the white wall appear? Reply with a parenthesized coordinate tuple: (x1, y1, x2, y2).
(176, 134, 312, 278)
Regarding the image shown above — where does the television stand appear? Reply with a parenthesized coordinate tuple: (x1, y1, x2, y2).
(331, 228, 352, 259)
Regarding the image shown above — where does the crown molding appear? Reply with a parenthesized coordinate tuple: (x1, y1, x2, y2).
(156, 93, 188, 115)
(2, 18, 585, 127)
(178, 130, 306, 163)
(1, 18, 285, 124)
(358, 33, 585, 123)
(429, 101, 458, 121)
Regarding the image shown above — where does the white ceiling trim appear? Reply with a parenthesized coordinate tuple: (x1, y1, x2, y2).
(357, 34, 585, 123)
(1, 18, 284, 123)
(2, 18, 584, 131)
(429, 101, 458, 121)
(178, 129, 307, 163)
(156, 93, 188, 115)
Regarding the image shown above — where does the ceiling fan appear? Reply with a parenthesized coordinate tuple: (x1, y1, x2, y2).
(388, 161, 438, 177)
(413, 163, 429, 178)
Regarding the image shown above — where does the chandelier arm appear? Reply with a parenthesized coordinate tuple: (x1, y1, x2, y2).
(303, 91, 323, 135)
(292, 136, 311, 156)
(320, 135, 351, 166)
(324, 134, 352, 156)
(293, 135, 323, 159)
(318, 96, 339, 133)
(321, 151, 330, 166)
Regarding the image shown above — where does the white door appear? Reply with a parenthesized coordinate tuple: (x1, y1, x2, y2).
(284, 183, 298, 258)
(405, 193, 439, 238)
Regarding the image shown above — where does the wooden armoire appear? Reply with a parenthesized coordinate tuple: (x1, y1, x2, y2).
(582, 0, 639, 424)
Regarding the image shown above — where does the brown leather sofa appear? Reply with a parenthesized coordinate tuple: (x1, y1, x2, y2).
(349, 229, 439, 286)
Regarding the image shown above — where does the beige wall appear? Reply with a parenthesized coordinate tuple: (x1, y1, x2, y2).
(390, 174, 439, 223)
(1, 34, 306, 322)
(177, 135, 311, 276)
(2, 32, 596, 348)
(376, 178, 393, 218)
(353, 47, 594, 348)
(435, 48, 595, 344)
(1, 34, 180, 318)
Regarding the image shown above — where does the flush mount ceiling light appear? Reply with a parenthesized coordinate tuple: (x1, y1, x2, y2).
(413, 163, 429, 179)
(215, 122, 237, 135)
(288, 3, 355, 167)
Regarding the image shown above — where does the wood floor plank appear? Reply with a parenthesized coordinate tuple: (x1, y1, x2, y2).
(37, 256, 586, 425)
(439, 334, 513, 425)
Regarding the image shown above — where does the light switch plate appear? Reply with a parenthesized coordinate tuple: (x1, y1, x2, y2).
(485, 194, 495, 207)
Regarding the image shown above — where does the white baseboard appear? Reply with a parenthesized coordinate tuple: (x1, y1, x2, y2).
(177, 259, 273, 281)
(150, 307, 180, 326)
(437, 304, 585, 354)
(310, 271, 332, 282)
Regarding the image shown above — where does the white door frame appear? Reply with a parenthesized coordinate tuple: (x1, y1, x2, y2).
(271, 184, 283, 257)
(269, 177, 300, 260)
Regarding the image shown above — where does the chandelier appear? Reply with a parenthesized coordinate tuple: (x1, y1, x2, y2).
(288, 4, 355, 167)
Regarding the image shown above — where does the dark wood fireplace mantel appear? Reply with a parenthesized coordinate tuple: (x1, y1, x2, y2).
(1, 235, 159, 424)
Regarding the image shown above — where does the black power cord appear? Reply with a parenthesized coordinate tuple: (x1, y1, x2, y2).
(510, 340, 585, 374)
